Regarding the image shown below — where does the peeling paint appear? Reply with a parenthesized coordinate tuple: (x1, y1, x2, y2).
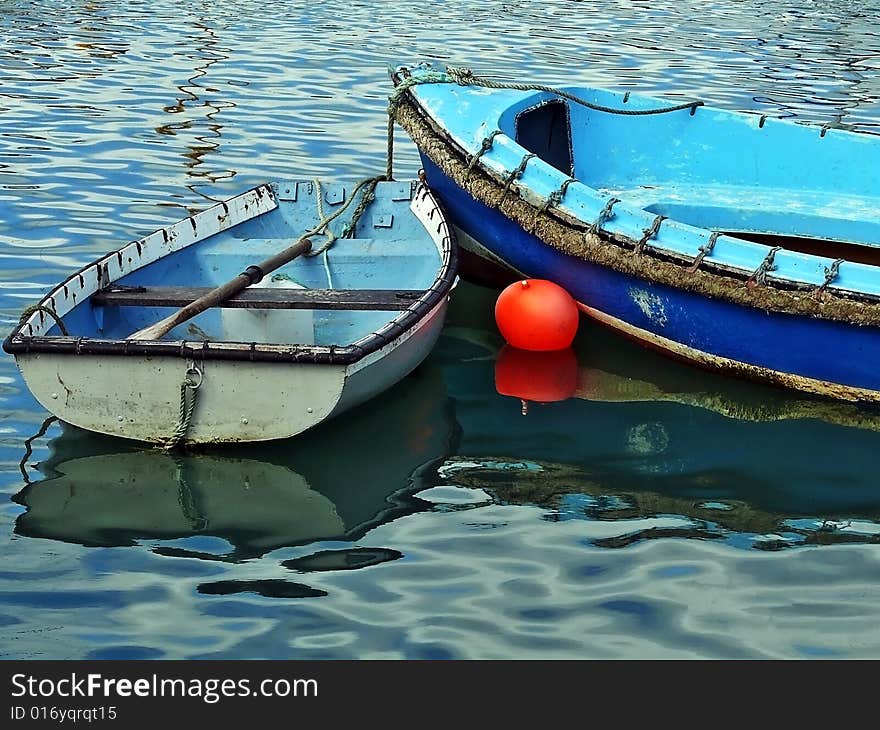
(56, 372, 71, 406)
(630, 288, 668, 327)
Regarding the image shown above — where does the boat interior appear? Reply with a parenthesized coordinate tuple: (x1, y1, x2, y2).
(512, 93, 880, 262)
(54, 182, 444, 346)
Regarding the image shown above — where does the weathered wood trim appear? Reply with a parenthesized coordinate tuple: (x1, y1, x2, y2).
(92, 286, 425, 311)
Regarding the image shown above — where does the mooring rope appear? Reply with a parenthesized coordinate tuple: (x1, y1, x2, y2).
(341, 177, 380, 239)
(313, 179, 338, 252)
(386, 65, 704, 180)
(304, 176, 385, 257)
(444, 66, 704, 117)
(387, 69, 453, 180)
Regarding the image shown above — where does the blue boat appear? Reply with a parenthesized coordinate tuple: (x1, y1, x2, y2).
(391, 65, 880, 402)
(3, 179, 457, 444)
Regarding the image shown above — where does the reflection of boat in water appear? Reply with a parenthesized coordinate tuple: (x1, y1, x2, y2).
(447, 281, 880, 430)
(437, 283, 880, 542)
(442, 454, 880, 550)
(492, 341, 880, 428)
(14, 363, 456, 559)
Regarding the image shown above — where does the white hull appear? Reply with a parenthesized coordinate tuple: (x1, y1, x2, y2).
(16, 297, 448, 444)
(7, 180, 457, 444)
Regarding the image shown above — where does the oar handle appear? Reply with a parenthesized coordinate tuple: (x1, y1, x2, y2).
(128, 237, 313, 341)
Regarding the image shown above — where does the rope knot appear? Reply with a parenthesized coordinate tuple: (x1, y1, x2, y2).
(689, 231, 721, 273)
(539, 177, 575, 215)
(497, 153, 536, 204)
(589, 197, 620, 236)
(812, 258, 844, 300)
(634, 215, 666, 255)
(448, 66, 474, 85)
(747, 246, 782, 288)
(465, 129, 502, 176)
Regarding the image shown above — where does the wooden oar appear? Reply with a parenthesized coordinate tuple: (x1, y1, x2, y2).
(127, 237, 313, 340)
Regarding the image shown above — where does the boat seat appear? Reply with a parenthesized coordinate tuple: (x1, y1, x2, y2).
(598, 183, 880, 245)
(91, 286, 424, 311)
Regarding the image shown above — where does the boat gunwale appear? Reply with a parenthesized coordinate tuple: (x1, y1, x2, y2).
(393, 86, 880, 328)
(2, 181, 458, 366)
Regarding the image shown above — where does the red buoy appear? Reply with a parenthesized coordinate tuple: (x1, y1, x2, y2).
(495, 345, 578, 414)
(494, 279, 579, 351)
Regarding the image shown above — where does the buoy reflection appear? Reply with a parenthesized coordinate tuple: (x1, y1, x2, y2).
(494, 345, 579, 414)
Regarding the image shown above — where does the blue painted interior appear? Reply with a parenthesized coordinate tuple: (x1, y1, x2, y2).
(562, 95, 880, 243)
(407, 70, 880, 297)
(58, 181, 441, 345)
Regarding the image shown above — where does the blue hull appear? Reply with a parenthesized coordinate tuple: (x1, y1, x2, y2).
(422, 156, 880, 399)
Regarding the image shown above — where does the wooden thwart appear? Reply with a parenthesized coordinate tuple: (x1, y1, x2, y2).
(127, 235, 316, 340)
(94, 286, 424, 311)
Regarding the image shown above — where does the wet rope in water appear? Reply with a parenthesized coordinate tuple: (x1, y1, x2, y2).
(18, 415, 59, 484)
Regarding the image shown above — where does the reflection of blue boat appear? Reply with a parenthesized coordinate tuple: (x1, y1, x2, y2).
(436, 284, 880, 541)
(14, 363, 457, 560)
(393, 65, 880, 402)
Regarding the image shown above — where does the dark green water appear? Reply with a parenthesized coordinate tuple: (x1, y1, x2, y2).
(2, 0, 880, 659)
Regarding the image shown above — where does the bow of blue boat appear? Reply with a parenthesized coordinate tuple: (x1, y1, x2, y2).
(392, 65, 880, 402)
